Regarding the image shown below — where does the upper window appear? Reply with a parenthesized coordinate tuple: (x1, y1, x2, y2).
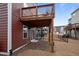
(72, 13, 76, 16)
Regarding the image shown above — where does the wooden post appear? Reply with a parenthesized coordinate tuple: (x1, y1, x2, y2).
(36, 6, 38, 16)
(49, 19, 54, 52)
(49, 28, 54, 52)
(48, 27, 50, 44)
(75, 24, 77, 39)
(28, 27, 31, 40)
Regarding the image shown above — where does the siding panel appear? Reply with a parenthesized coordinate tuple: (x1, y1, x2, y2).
(0, 3, 8, 52)
(12, 3, 30, 50)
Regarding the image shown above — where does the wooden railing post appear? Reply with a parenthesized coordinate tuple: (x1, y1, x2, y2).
(36, 6, 38, 16)
(51, 4, 54, 15)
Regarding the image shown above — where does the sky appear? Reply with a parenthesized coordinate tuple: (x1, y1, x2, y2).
(34, 3, 79, 26)
(55, 3, 79, 26)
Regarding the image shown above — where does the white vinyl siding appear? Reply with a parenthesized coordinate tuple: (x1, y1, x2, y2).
(71, 9, 79, 24)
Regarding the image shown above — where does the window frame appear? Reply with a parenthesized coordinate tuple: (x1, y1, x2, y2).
(23, 25, 28, 39)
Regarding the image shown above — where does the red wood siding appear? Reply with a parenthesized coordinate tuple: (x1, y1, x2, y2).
(12, 3, 30, 50)
(0, 3, 8, 52)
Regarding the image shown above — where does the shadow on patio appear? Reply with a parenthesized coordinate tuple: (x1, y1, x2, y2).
(13, 39, 51, 56)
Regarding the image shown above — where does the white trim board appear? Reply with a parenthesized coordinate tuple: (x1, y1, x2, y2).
(7, 3, 12, 53)
(13, 43, 29, 53)
(0, 43, 30, 55)
(0, 43, 29, 55)
(0, 52, 9, 56)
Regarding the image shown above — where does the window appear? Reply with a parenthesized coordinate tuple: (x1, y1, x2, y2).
(23, 25, 28, 39)
(72, 13, 76, 16)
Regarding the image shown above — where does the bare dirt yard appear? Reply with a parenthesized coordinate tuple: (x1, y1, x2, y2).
(13, 37, 79, 56)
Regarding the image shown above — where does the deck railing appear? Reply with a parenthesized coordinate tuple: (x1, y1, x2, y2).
(20, 4, 55, 18)
(67, 23, 79, 29)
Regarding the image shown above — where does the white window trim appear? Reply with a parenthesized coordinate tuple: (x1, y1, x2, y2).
(7, 3, 12, 53)
(23, 26, 28, 39)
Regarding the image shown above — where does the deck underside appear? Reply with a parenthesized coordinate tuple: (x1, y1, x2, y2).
(21, 19, 51, 27)
(20, 16, 53, 27)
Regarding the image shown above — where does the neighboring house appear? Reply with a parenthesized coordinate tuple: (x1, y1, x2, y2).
(54, 26, 66, 35)
(67, 8, 79, 39)
(0, 3, 55, 55)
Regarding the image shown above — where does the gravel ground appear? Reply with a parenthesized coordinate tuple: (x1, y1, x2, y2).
(13, 37, 79, 56)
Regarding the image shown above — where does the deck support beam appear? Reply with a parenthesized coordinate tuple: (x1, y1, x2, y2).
(49, 19, 54, 52)
(75, 24, 77, 39)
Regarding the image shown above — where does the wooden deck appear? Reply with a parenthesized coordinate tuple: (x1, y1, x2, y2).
(20, 15, 53, 21)
(20, 4, 54, 27)
(20, 15, 53, 27)
(20, 4, 55, 52)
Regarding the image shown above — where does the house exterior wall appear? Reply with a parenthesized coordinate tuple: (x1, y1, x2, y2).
(0, 3, 33, 54)
(12, 3, 30, 50)
(60, 26, 66, 34)
(0, 3, 8, 52)
(70, 29, 79, 39)
(54, 26, 66, 35)
(76, 29, 79, 38)
(71, 30, 75, 38)
(68, 8, 79, 39)
(70, 9, 79, 24)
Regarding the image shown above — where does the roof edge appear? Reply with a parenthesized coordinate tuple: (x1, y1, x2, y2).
(71, 8, 79, 15)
